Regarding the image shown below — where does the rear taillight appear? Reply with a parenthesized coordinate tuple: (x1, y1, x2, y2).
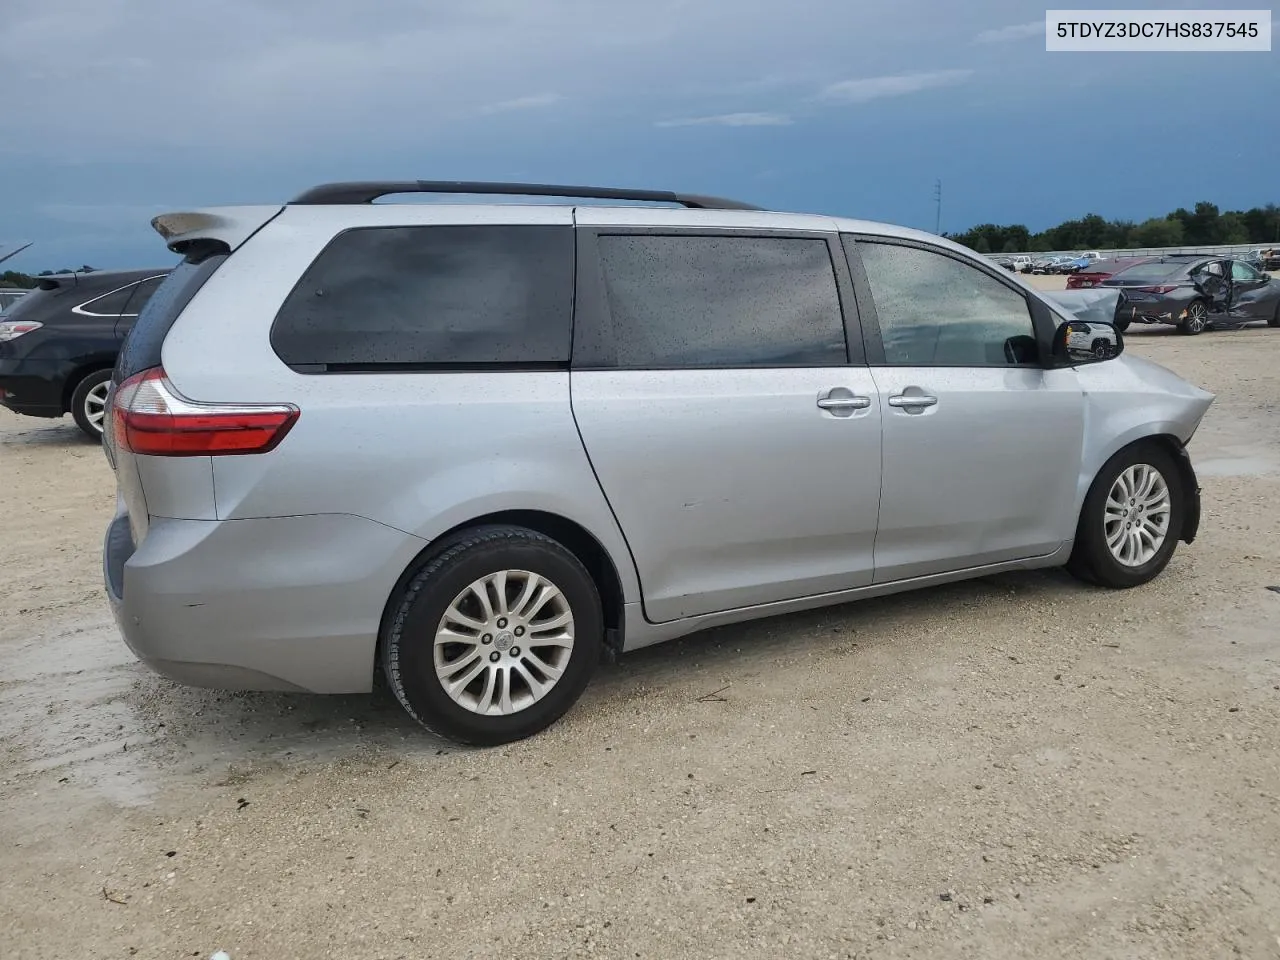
(0, 320, 43, 341)
(111, 367, 299, 457)
(1137, 285, 1178, 294)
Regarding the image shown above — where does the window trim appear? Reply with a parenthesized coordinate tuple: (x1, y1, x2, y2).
(268, 223, 577, 374)
(841, 234, 1056, 369)
(571, 226, 862, 372)
(71, 275, 169, 319)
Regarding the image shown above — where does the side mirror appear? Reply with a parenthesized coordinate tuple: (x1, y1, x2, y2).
(1053, 320, 1124, 365)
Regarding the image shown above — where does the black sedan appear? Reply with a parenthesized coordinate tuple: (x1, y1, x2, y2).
(1101, 256, 1280, 335)
(0, 267, 171, 438)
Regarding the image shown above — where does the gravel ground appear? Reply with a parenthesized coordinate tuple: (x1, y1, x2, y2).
(2, 310, 1279, 959)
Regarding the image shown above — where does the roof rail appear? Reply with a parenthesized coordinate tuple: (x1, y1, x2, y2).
(288, 180, 763, 211)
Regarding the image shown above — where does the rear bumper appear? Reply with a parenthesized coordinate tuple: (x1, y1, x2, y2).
(1117, 302, 1183, 326)
(0, 363, 66, 417)
(103, 507, 427, 693)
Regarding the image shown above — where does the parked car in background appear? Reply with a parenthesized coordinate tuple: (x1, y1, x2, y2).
(1067, 256, 1152, 289)
(102, 178, 1212, 745)
(1241, 250, 1267, 272)
(1256, 248, 1280, 271)
(1030, 256, 1059, 274)
(0, 267, 171, 438)
(990, 255, 1017, 271)
(1011, 255, 1033, 273)
(1102, 256, 1280, 334)
(0, 288, 29, 312)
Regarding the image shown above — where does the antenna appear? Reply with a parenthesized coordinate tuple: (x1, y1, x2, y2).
(0, 242, 34, 267)
(933, 180, 943, 234)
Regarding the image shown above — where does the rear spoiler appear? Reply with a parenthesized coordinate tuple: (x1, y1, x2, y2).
(151, 206, 285, 257)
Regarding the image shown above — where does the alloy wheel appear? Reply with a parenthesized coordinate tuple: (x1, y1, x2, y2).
(1185, 302, 1207, 333)
(1103, 464, 1171, 567)
(433, 570, 575, 715)
(83, 380, 110, 434)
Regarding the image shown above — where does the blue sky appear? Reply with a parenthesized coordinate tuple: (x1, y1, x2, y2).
(1, 0, 1276, 271)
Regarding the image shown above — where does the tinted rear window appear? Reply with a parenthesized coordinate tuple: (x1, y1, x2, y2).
(596, 234, 846, 368)
(114, 255, 226, 382)
(1109, 261, 1192, 283)
(121, 275, 167, 316)
(76, 282, 139, 317)
(270, 225, 573, 370)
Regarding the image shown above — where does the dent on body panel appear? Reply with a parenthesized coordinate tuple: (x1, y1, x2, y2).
(1074, 356, 1214, 489)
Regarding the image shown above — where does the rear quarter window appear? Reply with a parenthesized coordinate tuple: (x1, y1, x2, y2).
(270, 224, 574, 370)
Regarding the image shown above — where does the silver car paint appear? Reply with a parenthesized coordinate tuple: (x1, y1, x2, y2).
(104, 201, 1214, 693)
(866, 365, 1085, 583)
(571, 367, 882, 622)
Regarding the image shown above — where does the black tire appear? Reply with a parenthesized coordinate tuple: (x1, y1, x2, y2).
(381, 525, 602, 745)
(69, 369, 113, 441)
(1066, 442, 1185, 589)
(1177, 300, 1208, 335)
(1114, 317, 1130, 333)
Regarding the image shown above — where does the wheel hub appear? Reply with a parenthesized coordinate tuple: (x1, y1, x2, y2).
(433, 569, 576, 716)
(1103, 463, 1171, 567)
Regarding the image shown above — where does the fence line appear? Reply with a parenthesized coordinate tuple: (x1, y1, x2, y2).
(991, 242, 1272, 260)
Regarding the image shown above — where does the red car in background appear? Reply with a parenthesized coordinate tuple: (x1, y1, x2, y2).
(1066, 256, 1153, 289)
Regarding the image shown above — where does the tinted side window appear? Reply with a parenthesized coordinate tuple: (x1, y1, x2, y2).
(596, 235, 846, 368)
(271, 225, 573, 369)
(115, 255, 226, 383)
(121, 275, 166, 316)
(76, 282, 139, 317)
(855, 241, 1035, 366)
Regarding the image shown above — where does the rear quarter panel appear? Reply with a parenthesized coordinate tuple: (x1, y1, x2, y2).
(157, 204, 643, 605)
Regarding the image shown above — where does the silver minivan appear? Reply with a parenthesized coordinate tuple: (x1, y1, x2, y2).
(103, 181, 1213, 744)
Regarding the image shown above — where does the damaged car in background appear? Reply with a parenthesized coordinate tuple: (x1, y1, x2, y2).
(1101, 255, 1280, 334)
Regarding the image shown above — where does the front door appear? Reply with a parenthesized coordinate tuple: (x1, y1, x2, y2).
(570, 224, 883, 623)
(844, 236, 1086, 583)
(1227, 259, 1274, 322)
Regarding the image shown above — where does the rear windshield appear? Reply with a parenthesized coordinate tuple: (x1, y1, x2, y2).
(114, 255, 226, 382)
(1109, 261, 1191, 283)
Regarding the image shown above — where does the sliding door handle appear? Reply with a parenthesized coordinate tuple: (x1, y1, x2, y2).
(817, 396, 872, 410)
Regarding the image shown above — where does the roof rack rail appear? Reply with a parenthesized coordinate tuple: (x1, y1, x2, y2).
(288, 180, 763, 211)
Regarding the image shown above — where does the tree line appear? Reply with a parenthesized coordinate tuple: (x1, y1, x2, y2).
(1, 266, 97, 288)
(946, 201, 1280, 254)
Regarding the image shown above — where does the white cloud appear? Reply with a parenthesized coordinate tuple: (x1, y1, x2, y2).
(478, 93, 564, 115)
(655, 112, 793, 128)
(974, 21, 1043, 43)
(819, 69, 974, 104)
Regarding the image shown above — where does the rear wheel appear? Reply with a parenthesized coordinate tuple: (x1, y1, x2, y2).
(1177, 300, 1208, 335)
(381, 525, 602, 745)
(70, 369, 112, 441)
(1067, 443, 1185, 589)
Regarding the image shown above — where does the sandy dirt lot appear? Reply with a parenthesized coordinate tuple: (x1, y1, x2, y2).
(2, 310, 1279, 958)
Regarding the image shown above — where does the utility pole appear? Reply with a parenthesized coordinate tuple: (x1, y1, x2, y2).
(933, 179, 943, 235)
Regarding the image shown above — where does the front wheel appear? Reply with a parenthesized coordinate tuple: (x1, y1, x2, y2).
(1177, 300, 1208, 335)
(1067, 443, 1185, 589)
(70, 369, 112, 441)
(381, 525, 602, 745)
